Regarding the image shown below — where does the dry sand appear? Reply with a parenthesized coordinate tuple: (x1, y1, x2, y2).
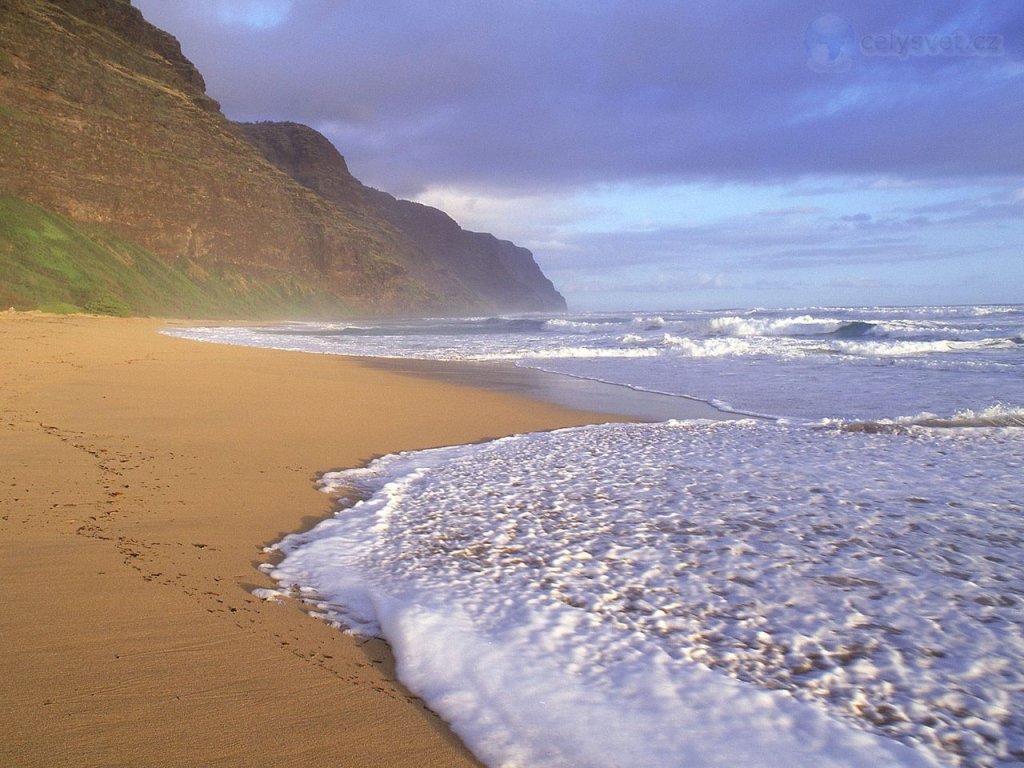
(0, 312, 619, 768)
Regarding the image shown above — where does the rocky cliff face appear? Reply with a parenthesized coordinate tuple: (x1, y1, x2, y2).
(0, 0, 566, 315)
(240, 122, 566, 312)
(39, 0, 213, 102)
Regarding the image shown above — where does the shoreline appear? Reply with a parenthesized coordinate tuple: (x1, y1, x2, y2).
(359, 356, 739, 422)
(0, 312, 623, 767)
(160, 323, 741, 422)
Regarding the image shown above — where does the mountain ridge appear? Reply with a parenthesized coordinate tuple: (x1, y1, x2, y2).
(239, 121, 565, 313)
(0, 0, 566, 316)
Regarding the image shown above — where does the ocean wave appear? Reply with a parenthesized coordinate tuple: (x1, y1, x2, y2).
(632, 315, 666, 330)
(544, 315, 667, 334)
(710, 314, 867, 338)
(478, 317, 550, 333)
(660, 333, 844, 360)
(544, 318, 608, 333)
(471, 346, 661, 361)
(828, 320, 878, 338)
(831, 337, 1022, 357)
(870, 318, 1023, 343)
(825, 404, 1024, 433)
(252, 324, 368, 337)
(662, 334, 765, 357)
(968, 305, 1024, 316)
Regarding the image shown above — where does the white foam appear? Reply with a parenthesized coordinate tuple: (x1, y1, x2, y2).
(632, 314, 666, 330)
(250, 587, 286, 603)
(471, 346, 661, 360)
(709, 314, 849, 337)
(268, 420, 1024, 768)
(661, 333, 762, 357)
(832, 338, 1020, 357)
(543, 317, 607, 333)
(822, 403, 1024, 430)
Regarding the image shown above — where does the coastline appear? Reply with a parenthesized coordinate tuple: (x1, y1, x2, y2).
(359, 356, 739, 422)
(0, 312, 622, 767)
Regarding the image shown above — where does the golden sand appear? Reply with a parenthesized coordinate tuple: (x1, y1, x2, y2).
(0, 313, 617, 767)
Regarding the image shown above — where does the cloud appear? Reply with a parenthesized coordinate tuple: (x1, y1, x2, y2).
(212, 1, 293, 30)
(758, 207, 828, 218)
(547, 267, 736, 302)
(530, 181, 1021, 298)
(134, 0, 1024, 196)
(412, 185, 602, 249)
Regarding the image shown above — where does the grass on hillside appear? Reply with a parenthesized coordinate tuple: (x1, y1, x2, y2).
(0, 195, 346, 318)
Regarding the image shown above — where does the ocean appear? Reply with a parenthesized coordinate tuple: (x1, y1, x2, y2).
(168, 304, 1024, 768)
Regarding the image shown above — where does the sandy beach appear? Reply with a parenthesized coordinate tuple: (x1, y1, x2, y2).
(0, 312, 618, 768)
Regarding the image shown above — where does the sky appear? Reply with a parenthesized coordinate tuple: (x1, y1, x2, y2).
(133, 0, 1023, 311)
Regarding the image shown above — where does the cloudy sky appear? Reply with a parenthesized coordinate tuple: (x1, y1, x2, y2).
(133, 0, 1023, 310)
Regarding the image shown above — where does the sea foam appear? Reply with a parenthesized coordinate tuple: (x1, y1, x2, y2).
(263, 419, 1023, 768)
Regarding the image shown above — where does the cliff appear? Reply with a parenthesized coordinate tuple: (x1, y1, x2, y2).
(0, 0, 566, 316)
(239, 122, 566, 312)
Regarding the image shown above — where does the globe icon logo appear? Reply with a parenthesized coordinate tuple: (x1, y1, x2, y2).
(805, 15, 855, 72)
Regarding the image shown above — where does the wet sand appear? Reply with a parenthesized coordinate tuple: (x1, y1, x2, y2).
(0, 312, 620, 768)
(361, 356, 737, 422)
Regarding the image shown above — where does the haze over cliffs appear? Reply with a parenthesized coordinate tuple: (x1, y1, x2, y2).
(0, 0, 565, 316)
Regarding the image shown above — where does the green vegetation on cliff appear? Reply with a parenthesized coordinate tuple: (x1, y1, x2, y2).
(0, 196, 345, 317)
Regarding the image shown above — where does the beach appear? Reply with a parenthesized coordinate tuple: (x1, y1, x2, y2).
(4, 309, 1021, 768)
(167, 308, 1024, 767)
(0, 312, 617, 768)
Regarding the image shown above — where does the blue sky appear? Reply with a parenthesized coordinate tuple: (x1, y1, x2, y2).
(134, 0, 1023, 310)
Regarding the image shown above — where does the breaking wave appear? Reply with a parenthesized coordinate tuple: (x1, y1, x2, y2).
(662, 334, 759, 357)
(829, 320, 878, 338)
(827, 404, 1024, 433)
(832, 338, 1022, 357)
(709, 314, 874, 338)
